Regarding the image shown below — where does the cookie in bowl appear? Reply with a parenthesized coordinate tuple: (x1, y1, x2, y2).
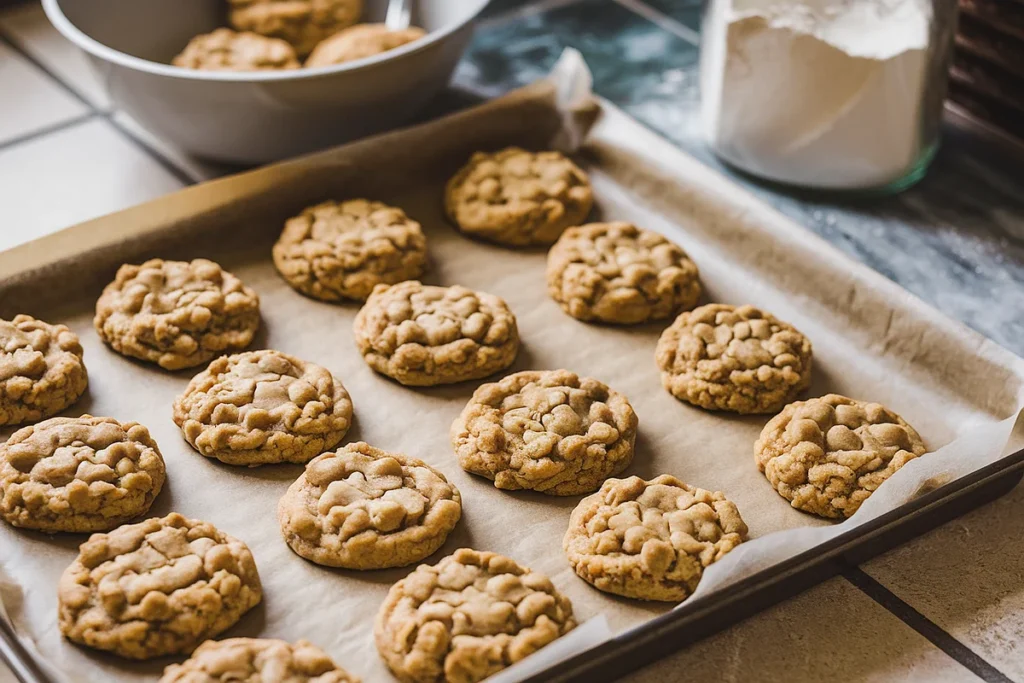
(172, 28, 300, 71)
(228, 0, 364, 57)
(306, 24, 427, 67)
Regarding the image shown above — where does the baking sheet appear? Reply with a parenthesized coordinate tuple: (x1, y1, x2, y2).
(1, 52, 1023, 683)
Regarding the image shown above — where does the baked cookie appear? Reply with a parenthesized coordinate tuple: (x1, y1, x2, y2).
(173, 349, 353, 466)
(94, 258, 261, 371)
(563, 475, 747, 602)
(755, 394, 928, 519)
(656, 303, 812, 414)
(547, 222, 702, 324)
(58, 512, 262, 659)
(279, 442, 461, 569)
(228, 0, 364, 57)
(0, 415, 165, 533)
(445, 147, 593, 247)
(374, 548, 576, 683)
(306, 24, 426, 67)
(272, 199, 428, 302)
(160, 638, 360, 683)
(353, 281, 518, 386)
(451, 369, 638, 495)
(172, 28, 300, 71)
(0, 314, 87, 427)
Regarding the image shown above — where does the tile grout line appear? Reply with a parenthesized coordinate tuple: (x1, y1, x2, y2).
(842, 566, 1015, 683)
(0, 28, 200, 186)
(0, 112, 97, 154)
(612, 0, 701, 45)
(476, 0, 587, 30)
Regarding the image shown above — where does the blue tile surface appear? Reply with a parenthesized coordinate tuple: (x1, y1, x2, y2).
(459, 0, 1024, 354)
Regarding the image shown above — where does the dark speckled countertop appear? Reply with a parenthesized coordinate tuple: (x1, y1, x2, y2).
(465, 0, 1024, 356)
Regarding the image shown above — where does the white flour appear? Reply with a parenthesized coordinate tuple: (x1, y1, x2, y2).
(701, 0, 933, 189)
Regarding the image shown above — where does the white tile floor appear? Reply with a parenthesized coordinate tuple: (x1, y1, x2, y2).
(0, 2, 1020, 683)
(0, 41, 87, 144)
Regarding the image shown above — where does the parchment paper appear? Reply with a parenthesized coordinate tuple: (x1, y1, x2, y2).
(1, 51, 1023, 683)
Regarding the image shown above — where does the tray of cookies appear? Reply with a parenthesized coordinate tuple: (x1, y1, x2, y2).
(1, 53, 1023, 683)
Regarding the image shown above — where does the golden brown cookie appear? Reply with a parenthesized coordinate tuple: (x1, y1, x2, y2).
(305, 24, 426, 67)
(58, 513, 262, 659)
(755, 394, 928, 519)
(228, 0, 364, 57)
(0, 314, 87, 427)
(374, 548, 576, 683)
(353, 281, 519, 386)
(159, 638, 360, 683)
(452, 369, 638, 495)
(563, 475, 747, 602)
(173, 349, 353, 466)
(94, 258, 261, 371)
(547, 222, 702, 324)
(172, 28, 301, 71)
(655, 303, 812, 414)
(0, 415, 165, 533)
(279, 442, 462, 569)
(445, 147, 593, 247)
(272, 199, 428, 302)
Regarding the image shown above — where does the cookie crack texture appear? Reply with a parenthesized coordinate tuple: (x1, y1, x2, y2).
(58, 513, 262, 659)
(353, 281, 519, 386)
(273, 199, 428, 302)
(279, 442, 462, 569)
(228, 0, 364, 57)
(547, 222, 702, 324)
(374, 548, 576, 683)
(172, 28, 301, 71)
(94, 258, 261, 371)
(445, 147, 594, 247)
(451, 369, 638, 496)
(305, 24, 426, 67)
(0, 314, 88, 426)
(159, 637, 361, 683)
(656, 303, 813, 414)
(755, 394, 928, 519)
(0, 415, 165, 533)
(563, 475, 747, 602)
(173, 349, 353, 466)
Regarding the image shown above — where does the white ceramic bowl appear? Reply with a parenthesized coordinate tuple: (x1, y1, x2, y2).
(43, 0, 489, 163)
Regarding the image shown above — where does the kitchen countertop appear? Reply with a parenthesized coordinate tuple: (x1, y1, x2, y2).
(1, 0, 1022, 681)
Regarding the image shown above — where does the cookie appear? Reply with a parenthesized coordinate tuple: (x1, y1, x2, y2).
(279, 442, 461, 569)
(444, 147, 593, 247)
(228, 0, 364, 57)
(451, 369, 638, 495)
(172, 28, 300, 71)
(306, 24, 426, 67)
(353, 281, 519, 386)
(0, 314, 87, 427)
(655, 303, 812, 414)
(58, 512, 262, 659)
(0, 415, 165, 533)
(547, 222, 702, 324)
(160, 638, 360, 683)
(272, 199, 428, 302)
(563, 475, 747, 602)
(173, 349, 353, 466)
(374, 548, 576, 683)
(755, 394, 928, 519)
(94, 258, 261, 371)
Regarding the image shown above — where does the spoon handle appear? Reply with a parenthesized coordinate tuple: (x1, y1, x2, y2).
(385, 0, 413, 30)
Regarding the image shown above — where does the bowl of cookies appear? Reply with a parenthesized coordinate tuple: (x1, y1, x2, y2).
(42, 0, 489, 164)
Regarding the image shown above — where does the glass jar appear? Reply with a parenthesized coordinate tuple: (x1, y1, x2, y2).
(699, 0, 959, 194)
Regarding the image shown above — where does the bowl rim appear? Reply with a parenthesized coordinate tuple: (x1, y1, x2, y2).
(41, 0, 490, 82)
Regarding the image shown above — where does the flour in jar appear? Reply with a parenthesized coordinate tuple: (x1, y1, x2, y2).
(701, 0, 933, 189)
